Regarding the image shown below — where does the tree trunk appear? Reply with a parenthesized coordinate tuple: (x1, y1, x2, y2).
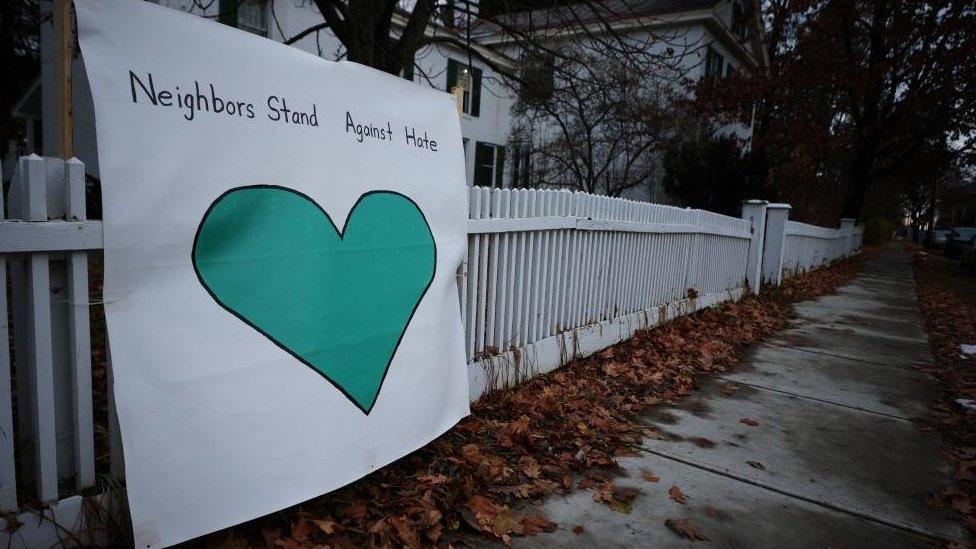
(842, 139, 876, 219)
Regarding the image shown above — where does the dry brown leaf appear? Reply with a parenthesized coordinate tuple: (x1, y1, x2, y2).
(520, 514, 557, 535)
(610, 487, 639, 514)
(389, 516, 422, 549)
(289, 519, 315, 543)
(720, 383, 740, 395)
(640, 469, 660, 483)
(417, 473, 449, 484)
(668, 485, 687, 505)
(311, 518, 338, 535)
(462, 443, 485, 464)
(956, 460, 976, 481)
(665, 517, 708, 541)
(520, 455, 542, 479)
(964, 513, 976, 532)
(740, 418, 760, 427)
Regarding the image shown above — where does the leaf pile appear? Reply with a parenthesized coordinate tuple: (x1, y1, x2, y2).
(910, 247, 976, 533)
(194, 256, 866, 547)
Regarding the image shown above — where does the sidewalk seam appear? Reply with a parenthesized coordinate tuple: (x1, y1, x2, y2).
(715, 377, 915, 422)
(638, 447, 949, 543)
(765, 342, 924, 369)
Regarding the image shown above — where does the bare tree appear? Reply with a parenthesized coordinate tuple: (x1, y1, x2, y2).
(510, 44, 692, 196)
(489, 2, 702, 196)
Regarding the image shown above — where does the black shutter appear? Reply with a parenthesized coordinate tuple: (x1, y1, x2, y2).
(470, 65, 482, 117)
(510, 145, 522, 187)
(219, 0, 238, 26)
(474, 142, 493, 186)
(446, 59, 458, 92)
(403, 60, 415, 81)
(494, 145, 505, 187)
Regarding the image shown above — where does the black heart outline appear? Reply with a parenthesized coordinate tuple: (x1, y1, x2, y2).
(191, 185, 437, 414)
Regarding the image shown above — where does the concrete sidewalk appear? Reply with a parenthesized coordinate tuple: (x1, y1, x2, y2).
(513, 246, 972, 548)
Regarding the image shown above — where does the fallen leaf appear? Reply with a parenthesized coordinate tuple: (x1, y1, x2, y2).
(520, 514, 557, 535)
(572, 525, 585, 535)
(640, 469, 660, 483)
(344, 502, 368, 521)
(740, 418, 760, 427)
(520, 455, 542, 479)
(389, 516, 422, 548)
(311, 518, 338, 535)
(417, 473, 449, 485)
(964, 514, 976, 532)
(261, 528, 280, 548)
(609, 487, 639, 514)
(462, 443, 485, 464)
(665, 517, 708, 541)
(720, 383, 740, 395)
(668, 485, 687, 505)
(691, 437, 716, 448)
(949, 492, 973, 515)
(746, 460, 766, 470)
(956, 460, 976, 481)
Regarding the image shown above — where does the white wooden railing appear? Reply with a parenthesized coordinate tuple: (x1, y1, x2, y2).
(0, 156, 862, 546)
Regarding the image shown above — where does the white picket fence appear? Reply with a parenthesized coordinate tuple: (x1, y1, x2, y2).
(462, 187, 753, 397)
(782, 218, 859, 277)
(0, 157, 863, 546)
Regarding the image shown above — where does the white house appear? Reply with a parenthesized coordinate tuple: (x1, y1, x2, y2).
(472, 0, 767, 200)
(8, 0, 765, 196)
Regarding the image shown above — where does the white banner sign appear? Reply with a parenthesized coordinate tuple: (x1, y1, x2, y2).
(75, 1, 470, 545)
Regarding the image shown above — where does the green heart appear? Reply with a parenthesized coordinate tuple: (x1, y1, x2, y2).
(191, 186, 436, 414)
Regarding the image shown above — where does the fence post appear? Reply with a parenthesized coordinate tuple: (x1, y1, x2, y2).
(741, 199, 767, 295)
(10, 155, 60, 503)
(839, 218, 856, 257)
(761, 203, 791, 286)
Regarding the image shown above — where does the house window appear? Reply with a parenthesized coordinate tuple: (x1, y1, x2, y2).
(704, 46, 725, 77)
(402, 60, 415, 81)
(474, 142, 505, 187)
(219, 0, 268, 36)
(447, 58, 482, 116)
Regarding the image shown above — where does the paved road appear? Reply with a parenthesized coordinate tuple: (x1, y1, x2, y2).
(513, 246, 972, 548)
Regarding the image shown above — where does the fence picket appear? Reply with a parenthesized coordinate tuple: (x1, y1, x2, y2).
(63, 159, 96, 491)
(0, 161, 17, 512)
(19, 156, 59, 503)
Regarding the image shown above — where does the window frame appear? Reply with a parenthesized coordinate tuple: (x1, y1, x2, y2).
(447, 58, 482, 117)
(474, 141, 505, 187)
(219, 0, 269, 37)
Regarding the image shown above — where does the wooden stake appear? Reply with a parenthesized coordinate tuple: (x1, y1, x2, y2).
(54, 0, 73, 158)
